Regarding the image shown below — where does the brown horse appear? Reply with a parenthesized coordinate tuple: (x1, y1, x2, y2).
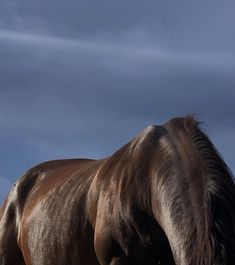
(0, 116, 235, 265)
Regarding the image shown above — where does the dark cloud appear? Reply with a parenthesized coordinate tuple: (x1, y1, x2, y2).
(0, 1, 234, 202)
(0, 32, 234, 125)
(1, 0, 235, 51)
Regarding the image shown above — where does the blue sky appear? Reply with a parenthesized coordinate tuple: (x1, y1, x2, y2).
(0, 0, 235, 203)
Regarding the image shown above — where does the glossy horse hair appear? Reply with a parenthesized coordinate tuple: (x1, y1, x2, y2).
(138, 116, 235, 265)
(183, 116, 235, 264)
(0, 115, 234, 265)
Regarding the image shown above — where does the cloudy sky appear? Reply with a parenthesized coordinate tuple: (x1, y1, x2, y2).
(0, 0, 235, 203)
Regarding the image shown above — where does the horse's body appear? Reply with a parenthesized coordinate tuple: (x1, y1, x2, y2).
(0, 116, 235, 265)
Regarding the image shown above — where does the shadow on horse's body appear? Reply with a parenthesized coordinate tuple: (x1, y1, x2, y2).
(0, 116, 235, 265)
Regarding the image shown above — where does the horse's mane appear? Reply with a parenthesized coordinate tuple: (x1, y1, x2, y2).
(93, 115, 235, 264)
(184, 116, 235, 264)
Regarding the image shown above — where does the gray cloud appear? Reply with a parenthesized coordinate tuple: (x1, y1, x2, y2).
(0, 31, 234, 158)
(1, 0, 235, 51)
(0, 31, 234, 124)
(0, 1, 234, 202)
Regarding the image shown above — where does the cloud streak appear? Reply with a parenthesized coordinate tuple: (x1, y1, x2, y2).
(0, 30, 235, 70)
